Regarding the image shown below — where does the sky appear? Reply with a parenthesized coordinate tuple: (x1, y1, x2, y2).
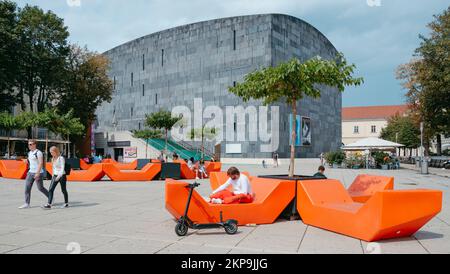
(15, 0, 449, 107)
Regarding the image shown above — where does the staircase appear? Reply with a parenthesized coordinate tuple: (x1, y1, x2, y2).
(145, 138, 214, 161)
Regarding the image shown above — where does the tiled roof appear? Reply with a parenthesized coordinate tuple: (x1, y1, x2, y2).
(342, 105, 409, 120)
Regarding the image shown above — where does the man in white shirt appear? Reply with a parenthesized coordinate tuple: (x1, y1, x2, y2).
(19, 140, 49, 209)
(209, 167, 254, 204)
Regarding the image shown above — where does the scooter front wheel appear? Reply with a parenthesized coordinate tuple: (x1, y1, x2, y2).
(224, 221, 238, 235)
(175, 222, 188, 236)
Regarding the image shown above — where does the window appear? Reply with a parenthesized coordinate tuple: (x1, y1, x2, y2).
(353, 126, 359, 134)
(131, 107, 133, 117)
(233, 81, 236, 87)
(138, 122, 141, 130)
(234, 122, 237, 132)
(131, 73, 134, 86)
(155, 93, 158, 105)
(142, 84, 145, 96)
(371, 125, 377, 133)
(142, 54, 145, 71)
(113, 76, 116, 90)
(233, 30, 236, 50)
(161, 49, 164, 66)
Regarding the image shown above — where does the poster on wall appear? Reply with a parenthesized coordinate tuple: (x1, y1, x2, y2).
(301, 117, 311, 146)
(289, 114, 301, 147)
(124, 147, 137, 158)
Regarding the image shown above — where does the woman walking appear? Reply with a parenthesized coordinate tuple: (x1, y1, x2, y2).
(43, 146, 69, 209)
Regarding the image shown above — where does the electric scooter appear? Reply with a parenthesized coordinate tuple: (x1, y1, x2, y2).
(175, 182, 238, 236)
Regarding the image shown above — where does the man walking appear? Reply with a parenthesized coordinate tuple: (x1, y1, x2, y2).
(19, 140, 49, 209)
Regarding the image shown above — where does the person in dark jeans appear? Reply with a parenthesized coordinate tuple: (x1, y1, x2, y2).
(43, 146, 69, 209)
(313, 165, 327, 179)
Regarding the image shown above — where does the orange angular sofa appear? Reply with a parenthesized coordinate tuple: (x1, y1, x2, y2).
(173, 160, 197, 179)
(297, 179, 442, 242)
(205, 161, 221, 173)
(0, 160, 28, 179)
(348, 174, 394, 203)
(166, 177, 296, 225)
(102, 163, 161, 181)
(102, 159, 138, 170)
(79, 160, 93, 170)
(46, 163, 105, 182)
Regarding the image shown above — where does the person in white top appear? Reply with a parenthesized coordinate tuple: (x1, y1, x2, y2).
(43, 146, 69, 209)
(19, 140, 49, 209)
(209, 167, 254, 204)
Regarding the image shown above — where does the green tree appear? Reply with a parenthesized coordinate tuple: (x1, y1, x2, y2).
(0, 1, 19, 111)
(132, 129, 163, 159)
(229, 55, 363, 177)
(397, 7, 450, 155)
(0, 112, 17, 157)
(57, 45, 113, 135)
(15, 4, 70, 115)
(189, 126, 218, 161)
(145, 110, 182, 151)
(380, 114, 420, 156)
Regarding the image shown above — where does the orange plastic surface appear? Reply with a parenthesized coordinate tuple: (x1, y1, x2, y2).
(102, 163, 161, 181)
(79, 160, 92, 170)
(296, 179, 442, 242)
(348, 174, 394, 203)
(0, 160, 28, 179)
(173, 160, 197, 179)
(165, 177, 296, 225)
(205, 161, 222, 173)
(46, 163, 105, 182)
(101, 159, 137, 170)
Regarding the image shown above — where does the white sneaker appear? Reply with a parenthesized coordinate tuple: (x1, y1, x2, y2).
(211, 198, 223, 204)
(195, 177, 200, 180)
(18, 204, 30, 209)
(60, 204, 69, 209)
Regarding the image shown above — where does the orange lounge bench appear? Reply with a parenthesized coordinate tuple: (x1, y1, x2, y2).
(173, 160, 197, 179)
(205, 161, 221, 173)
(166, 177, 296, 225)
(348, 174, 394, 203)
(0, 160, 28, 179)
(296, 179, 442, 242)
(102, 159, 138, 170)
(102, 163, 161, 181)
(46, 163, 106, 182)
(79, 160, 92, 170)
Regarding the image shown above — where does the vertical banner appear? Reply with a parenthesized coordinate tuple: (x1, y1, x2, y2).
(90, 123, 96, 155)
(289, 114, 301, 146)
(301, 117, 311, 146)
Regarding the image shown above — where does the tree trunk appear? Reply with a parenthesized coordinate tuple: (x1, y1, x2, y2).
(165, 129, 168, 152)
(289, 100, 297, 177)
(436, 134, 442, 156)
(7, 136, 10, 159)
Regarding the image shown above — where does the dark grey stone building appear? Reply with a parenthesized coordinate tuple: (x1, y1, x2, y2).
(96, 14, 342, 158)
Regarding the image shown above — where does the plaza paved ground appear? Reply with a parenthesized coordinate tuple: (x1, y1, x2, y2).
(0, 159, 449, 254)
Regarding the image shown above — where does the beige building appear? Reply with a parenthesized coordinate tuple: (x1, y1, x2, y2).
(342, 105, 409, 145)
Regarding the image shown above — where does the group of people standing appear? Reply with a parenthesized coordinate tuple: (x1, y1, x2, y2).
(18, 140, 69, 210)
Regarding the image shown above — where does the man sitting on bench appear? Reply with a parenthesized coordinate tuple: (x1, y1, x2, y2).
(209, 167, 254, 204)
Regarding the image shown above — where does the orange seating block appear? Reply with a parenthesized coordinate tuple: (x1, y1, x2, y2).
(102, 163, 161, 181)
(173, 160, 197, 179)
(0, 160, 28, 179)
(79, 160, 92, 170)
(205, 161, 221, 173)
(46, 163, 105, 182)
(348, 174, 394, 203)
(165, 177, 296, 225)
(209, 171, 251, 191)
(102, 159, 137, 170)
(296, 179, 442, 242)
